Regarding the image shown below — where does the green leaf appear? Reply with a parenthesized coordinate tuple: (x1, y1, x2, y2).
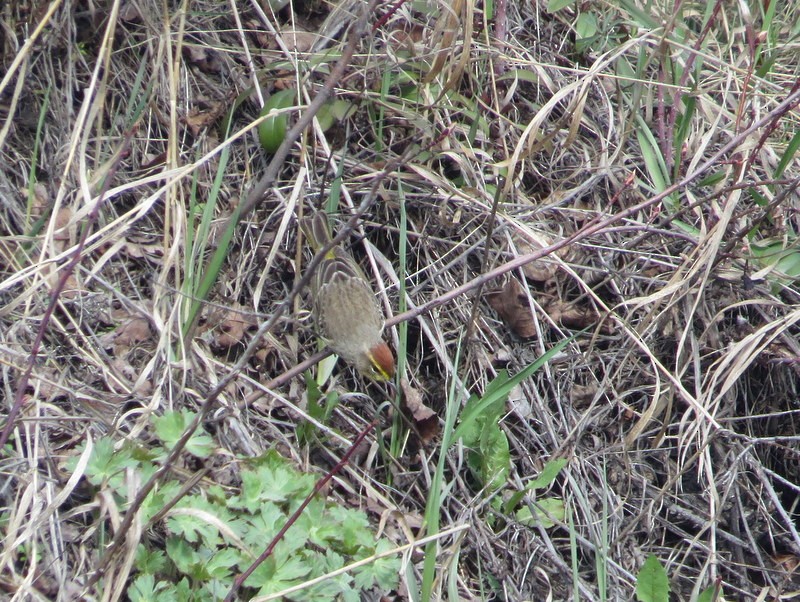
(748, 186, 769, 207)
(258, 89, 297, 153)
(504, 458, 568, 512)
(327, 504, 373, 553)
(167, 504, 223, 547)
(575, 12, 598, 39)
(477, 423, 510, 490)
(537, 497, 565, 526)
(135, 545, 169, 574)
(316, 99, 353, 132)
(696, 581, 721, 602)
(353, 541, 401, 591)
(457, 370, 514, 492)
(697, 170, 726, 188)
(204, 547, 240, 579)
(453, 332, 579, 444)
(671, 219, 700, 237)
(774, 128, 800, 180)
(128, 574, 157, 602)
(234, 506, 282, 550)
(635, 116, 670, 194)
(617, 0, 659, 29)
(253, 465, 297, 504)
(515, 497, 565, 529)
(295, 498, 338, 548)
(459, 373, 508, 446)
(775, 250, 800, 279)
(266, 554, 313, 593)
(79, 437, 138, 490)
(152, 410, 215, 459)
(138, 481, 180, 524)
(547, 0, 573, 12)
(166, 537, 199, 575)
(259, 462, 314, 503)
(528, 458, 568, 490)
(496, 69, 540, 84)
(672, 95, 697, 179)
(636, 554, 670, 602)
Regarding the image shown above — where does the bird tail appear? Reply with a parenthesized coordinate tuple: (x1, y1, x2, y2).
(300, 211, 333, 253)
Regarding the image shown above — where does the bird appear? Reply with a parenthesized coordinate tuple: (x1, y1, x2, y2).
(300, 211, 395, 381)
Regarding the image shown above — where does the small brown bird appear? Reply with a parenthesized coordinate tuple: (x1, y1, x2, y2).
(301, 211, 395, 381)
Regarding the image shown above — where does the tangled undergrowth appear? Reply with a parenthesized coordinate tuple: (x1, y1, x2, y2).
(1, 0, 800, 600)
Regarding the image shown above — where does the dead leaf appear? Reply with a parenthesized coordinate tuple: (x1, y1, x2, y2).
(514, 231, 559, 282)
(120, 1, 142, 22)
(28, 368, 65, 402)
(140, 151, 167, 173)
(59, 274, 83, 301)
(259, 0, 290, 12)
(486, 278, 536, 339)
(400, 378, 439, 445)
(206, 307, 258, 351)
(491, 347, 513, 367)
(53, 206, 75, 253)
(387, 24, 425, 54)
(545, 299, 611, 333)
(254, 334, 280, 373)
(248, 19, 273, 48)
(184, 100, 226, 136)
(183, 45, 221, 74)
(28, 183, 49, 221)
(773, 553, 800, 573)
(101, 312, 152, 357)
(570, 383, 598, 407)
(278, 27, 317, 53)
(508, 383, 532, 417)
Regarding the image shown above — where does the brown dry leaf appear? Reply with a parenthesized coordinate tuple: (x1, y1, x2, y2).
(42, 205, 85, 299)
(120, 1, 142, 22)
(53, 206, 75, 253)
(387, 24, 425, 55)
(183, 45, 221, 74)
(106, 314, 153, 357)
(109, 357, 141, 394)
(514, 231, 559, 282)
(208, 307, 257, 350)
(254, 336, 278, 372)
(773, 553, 800, 573)
(279, 27, 317, 53)
(545, 299, 612, 333)
(248, 19, 279, 49)
(59, 274, 83, 301)
(570, 383, 598, 407)
(486, 278, 536, 339)
(272, 77, 296, 92)
(400, 378, 439, 445)
(27, 182, 50, 221)
(141, 151, 168, 172)
(184, 100, 226, 136)
(29, 368, 65, 402)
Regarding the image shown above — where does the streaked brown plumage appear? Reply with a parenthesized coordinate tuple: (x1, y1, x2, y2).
(301, 211, 395, 381)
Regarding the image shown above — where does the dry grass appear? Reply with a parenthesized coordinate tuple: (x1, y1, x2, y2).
(2, 0, 800, 599)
